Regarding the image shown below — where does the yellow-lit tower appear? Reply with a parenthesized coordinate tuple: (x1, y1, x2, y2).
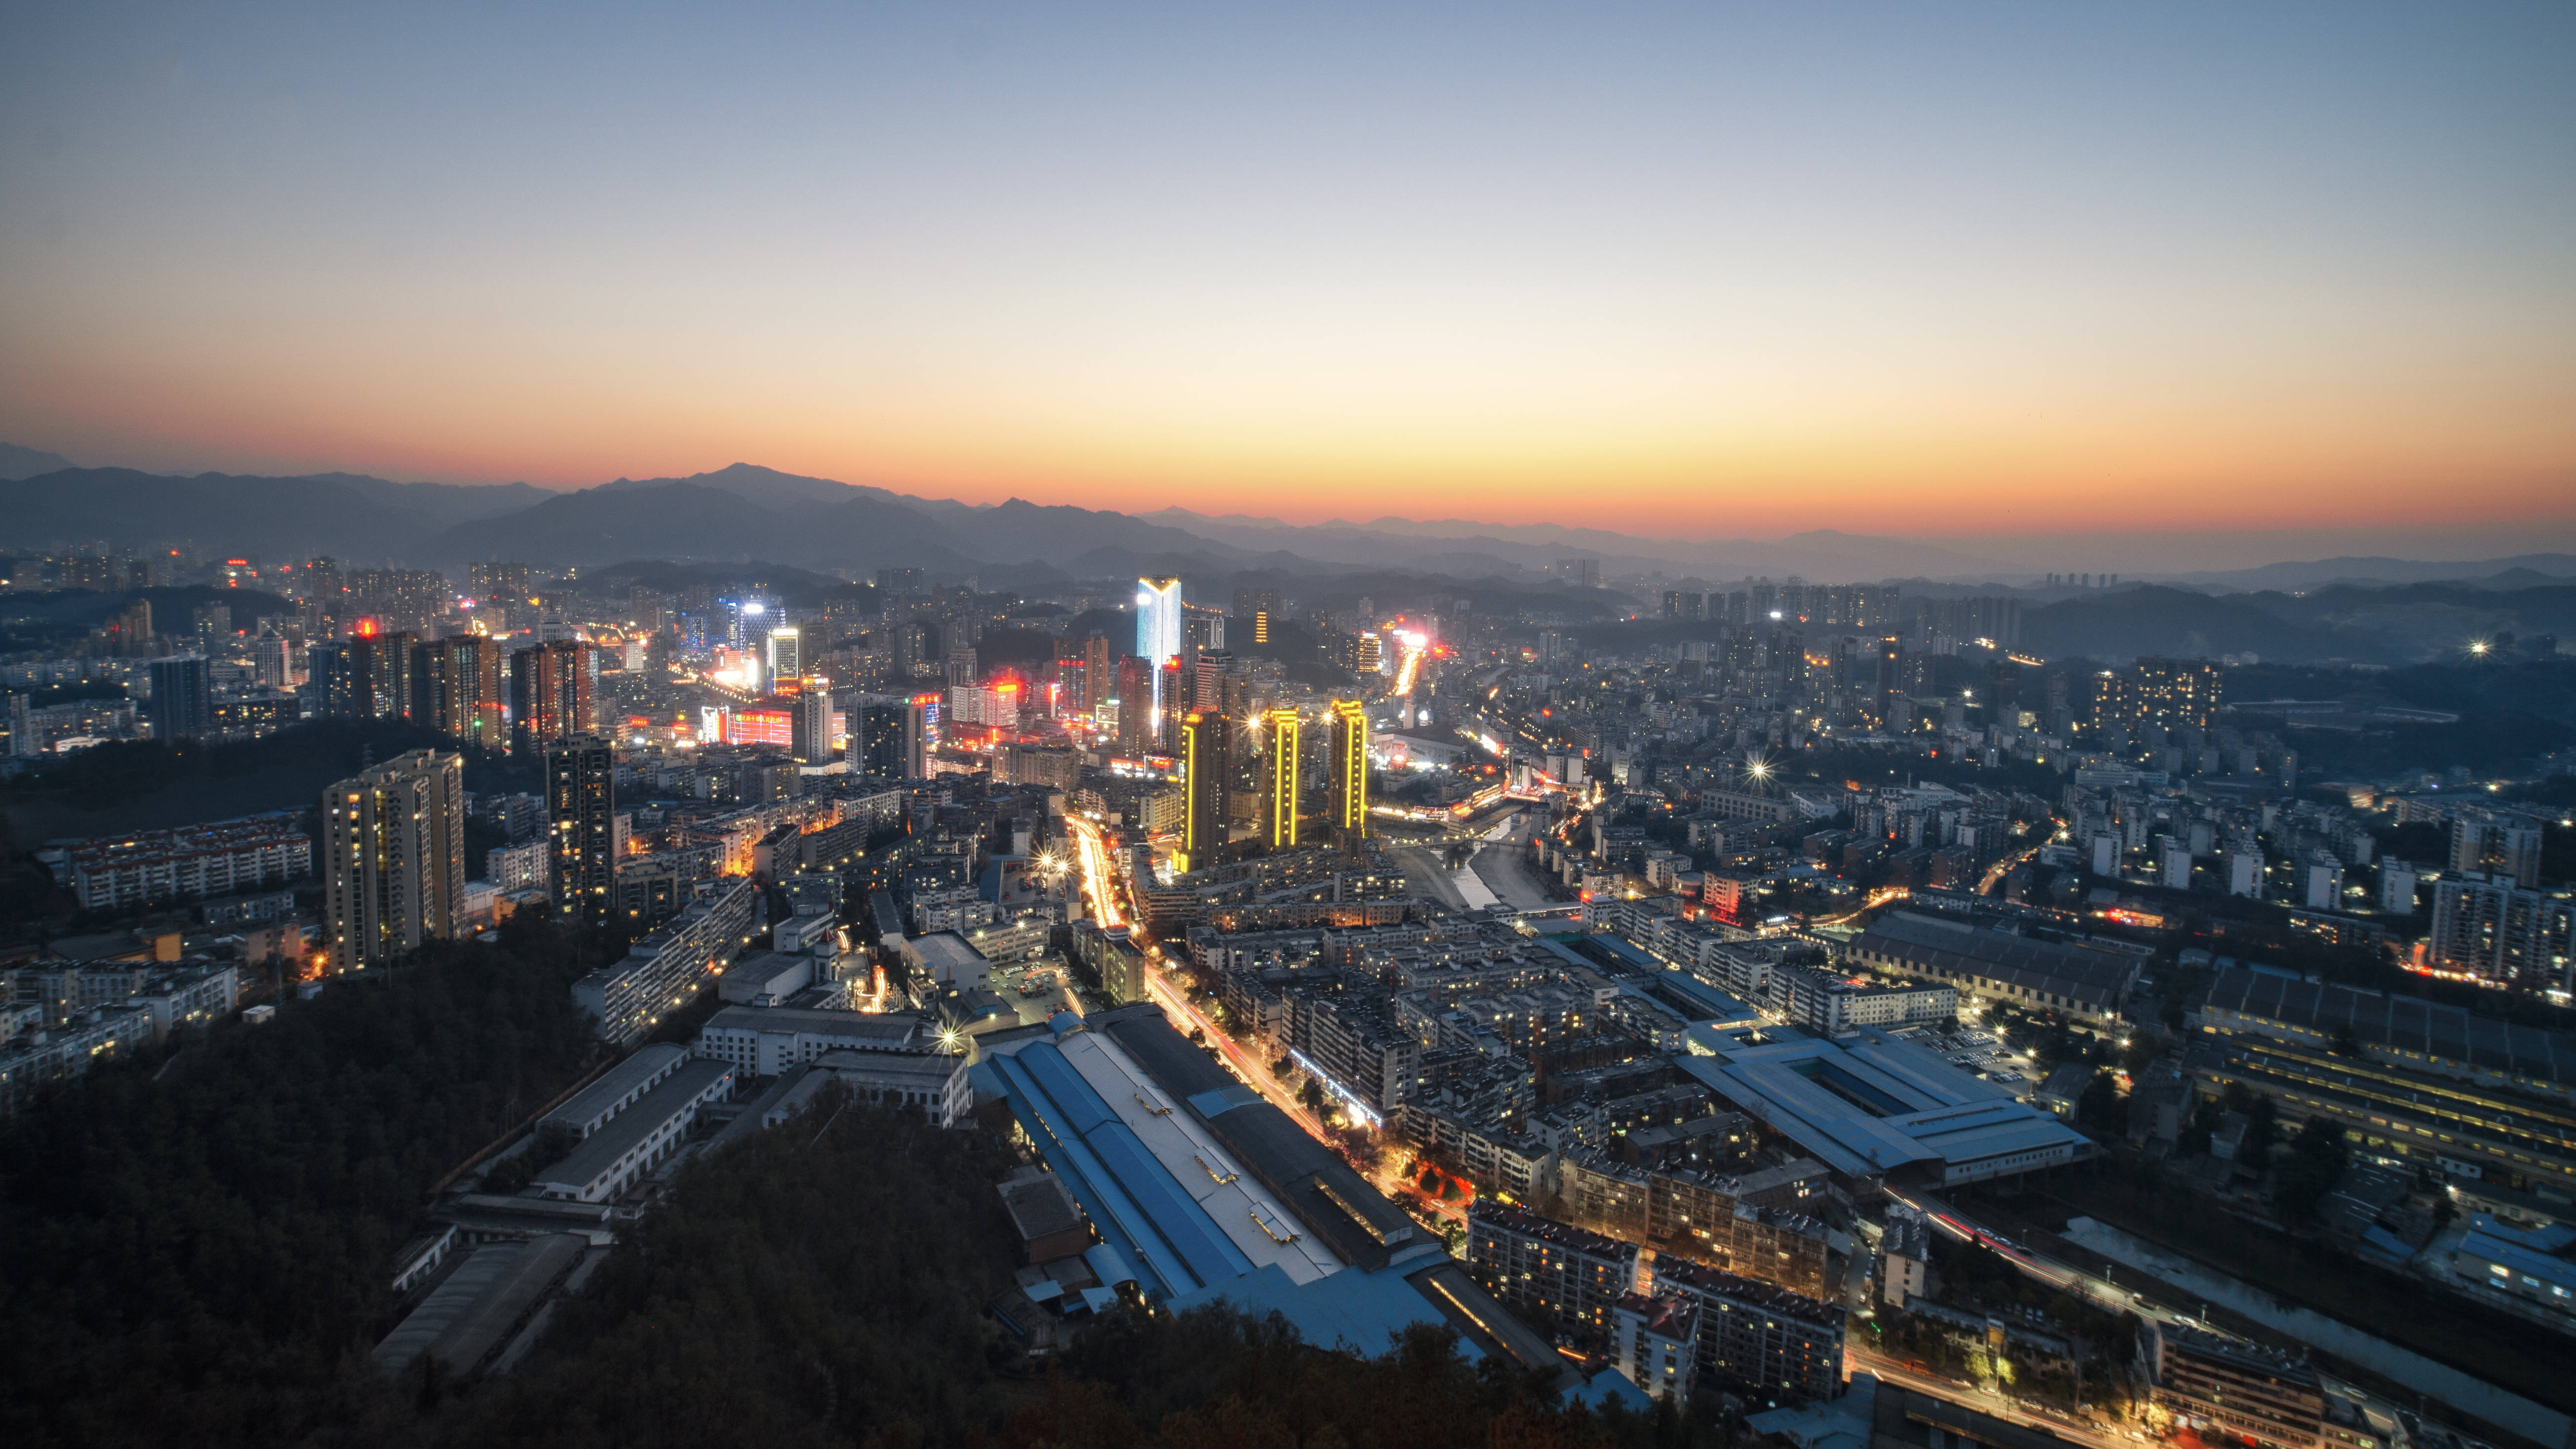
(1328, 698, 1368, 847)
(1262, 706, 1300, 849)
(1179, 710, 1229, 873)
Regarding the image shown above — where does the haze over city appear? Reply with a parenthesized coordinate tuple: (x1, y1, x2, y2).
(6, 7, 2576, 1449)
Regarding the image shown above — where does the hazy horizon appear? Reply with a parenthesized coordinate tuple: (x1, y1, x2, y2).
(5, 2, 2572, 545)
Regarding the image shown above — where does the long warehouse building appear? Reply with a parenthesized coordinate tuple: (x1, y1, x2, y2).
(977, 1004, 1644, 1395)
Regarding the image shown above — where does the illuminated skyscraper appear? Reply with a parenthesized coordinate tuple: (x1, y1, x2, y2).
(767, 625, 803, 682)
(1872, 635, 1903, 724)
(510, 641, 597, 754)
(1179, 710, 1230, 873)
(856, 701, 907, 777)
(2132, 656, 2222, 734)
(791, 686, 834, 765)
(1159, 660, 1185, 752)
(413, 635, 504, 749)
(349, 625, 418, 721)
(546, 733, 616, 924)
(1262, 706, 1300, 850)
(322, 749, 465, 971)
(1082, 631, 1111, 715)
(905, 692, 940, 777)
(1328, 698, 1368, 846)
(1136, 576, 1183, 730)
(1115, 657, 1154, 756)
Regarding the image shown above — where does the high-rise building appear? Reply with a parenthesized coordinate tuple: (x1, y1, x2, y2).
(1082, 631, 1111, 715)
(905, 692, 940, 778)
(147, 654, 213, 742)
(2451, 812, 2545, 890)
(412, 634, 504, 749)
(321, 749, 465, 971)
(2132, 656, 2222, 734)
(2428, 873, 2574, 991)
(350, 625, 418, 721)
(1179, 711, 1230, 873)
(1262, 706, 1300, 849)
(1872, 635, 1903, 724)
(469, 561, 532, 615)
(791, 686, 834, 765)
(306, 641, 357, 717)
(1136, 576, 1183, 731)
(546, 733, 617, 924)
(1115, 657, 1154, 756)
(1328, 698, 1369, 846)
(767, 625, 803, 682)
(510, 640, 597, 754)
(1184, 605, 1225, 654)
(1193, 650, 1232, 711)
(251, 631, 295, 689)
(5, 692, 36, 759)
(846, 699, 901, 777)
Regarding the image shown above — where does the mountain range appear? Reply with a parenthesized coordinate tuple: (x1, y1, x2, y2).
(1, 446, 2572, 597)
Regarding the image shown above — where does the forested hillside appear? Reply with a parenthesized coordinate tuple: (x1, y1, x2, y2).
(0, 918, 603, 1448)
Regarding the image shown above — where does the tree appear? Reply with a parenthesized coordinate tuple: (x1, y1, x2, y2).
(2076, 1071, 2127, 1137)
(2274, 1119, 2350, 1224)
(1299, 1077, 1326, 1113)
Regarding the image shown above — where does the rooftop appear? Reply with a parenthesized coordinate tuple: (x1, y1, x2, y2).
(2200, 965, 2576, 1087)
(701, 1004, 929, 1047)
(1851, 912, 2138, 1007)
(1675, 1030, 2089, 1181)
(1654, 1255, 1843, 1328)
(544, 1043, 685, 1130)
(980, 1004, 1568, 1382)
(534, 1057, 733, 1194)
(1468, 1201, 1638, 1262)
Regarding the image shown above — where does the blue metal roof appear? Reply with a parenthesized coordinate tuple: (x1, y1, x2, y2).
(1168, 1261, 1485, 1362)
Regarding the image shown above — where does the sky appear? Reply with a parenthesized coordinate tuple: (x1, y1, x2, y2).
(2, 1, 2572, 550)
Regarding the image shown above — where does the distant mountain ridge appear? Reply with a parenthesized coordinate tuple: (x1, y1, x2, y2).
(3, 446, 2570, 598)
(0, 443, 75, 480)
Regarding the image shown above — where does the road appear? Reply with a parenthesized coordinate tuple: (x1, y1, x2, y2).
(1469, 809, 1558, 911)
(1978, 838, 2047, 896)
(1062, 814, 1126, 929)
(1846, 1341, 2134, 1449)
(1891, 1187, 2178, 1325)
(1066, 814, 1464, 1227)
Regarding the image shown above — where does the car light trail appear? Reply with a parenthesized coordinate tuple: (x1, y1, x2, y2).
(1063, 814, 1124, 929)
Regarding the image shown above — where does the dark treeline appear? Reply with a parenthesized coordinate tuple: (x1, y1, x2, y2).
(2, 715, 536, 816)
(0, 916, 602, 1448)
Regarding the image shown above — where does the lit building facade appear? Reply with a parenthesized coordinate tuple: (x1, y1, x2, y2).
(509, 640, 597, 754)
(322, 749, 466, 971)
(1136, 576, 1183, 732)
(1180, 710, 1229, 872)
(413, 634, 504, 749)
(1263, 706, 1300, 849)
(1328, 699, 1369, 845)
(546, 733, 617, 925)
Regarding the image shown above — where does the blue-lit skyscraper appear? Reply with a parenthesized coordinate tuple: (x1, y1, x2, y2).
(1136, 576, 1183, 731)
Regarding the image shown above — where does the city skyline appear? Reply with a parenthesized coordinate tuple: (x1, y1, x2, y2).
(4, 3, 2571, 542)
